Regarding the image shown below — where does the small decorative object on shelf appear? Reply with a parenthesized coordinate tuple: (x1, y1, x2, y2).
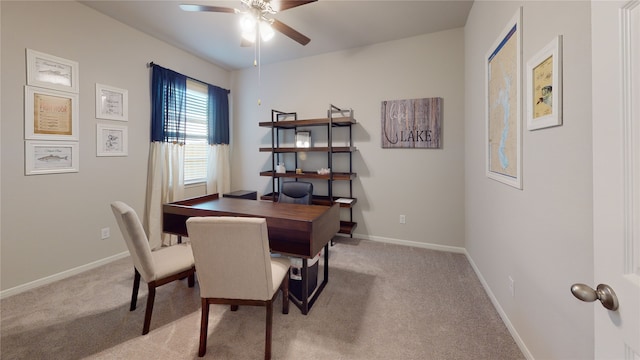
(317, 168, 330, 175)
(276, 163, 286, 173)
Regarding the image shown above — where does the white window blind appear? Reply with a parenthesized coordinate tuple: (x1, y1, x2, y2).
(184, 79, 208, 183)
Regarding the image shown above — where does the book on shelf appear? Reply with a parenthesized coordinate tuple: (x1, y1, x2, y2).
(335, 198, 355, 204)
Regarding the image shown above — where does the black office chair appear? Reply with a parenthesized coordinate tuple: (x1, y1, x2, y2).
(278, 181, 313, 205)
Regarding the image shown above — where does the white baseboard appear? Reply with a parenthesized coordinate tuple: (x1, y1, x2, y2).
(349, 232, 466, 254)
(0, 251, 130, 300)
(464, 251, 535, 360)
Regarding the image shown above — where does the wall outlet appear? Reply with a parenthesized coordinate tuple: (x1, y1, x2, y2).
(399, 215, 406, 224)
(101, 227, 110, 240)
(508, 276, 515, 297)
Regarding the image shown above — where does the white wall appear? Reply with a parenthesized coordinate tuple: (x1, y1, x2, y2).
(464, 1, 593, 359)
(231, 28, 466, 251)
(0, 1, 230, 292)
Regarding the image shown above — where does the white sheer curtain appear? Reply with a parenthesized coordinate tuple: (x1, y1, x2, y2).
(145, 64, 229, 248)
(206, 144, 231, 195)
(144, 142, 185, 249)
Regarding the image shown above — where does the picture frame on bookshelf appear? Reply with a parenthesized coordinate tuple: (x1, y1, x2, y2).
(295, 131, 311, 148)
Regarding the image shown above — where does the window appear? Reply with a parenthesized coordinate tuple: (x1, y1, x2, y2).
(184, 79, 209, 183)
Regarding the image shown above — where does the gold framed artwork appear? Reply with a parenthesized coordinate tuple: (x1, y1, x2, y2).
(26, 49, 79, 93)
(526, 36, 563, 130)
(24, 86, 79, 141)
(485, 8, 522, 189)
(25, 140, 79, 175)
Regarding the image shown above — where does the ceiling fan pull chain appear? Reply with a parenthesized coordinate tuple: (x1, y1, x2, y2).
(257, 27, 262, 106)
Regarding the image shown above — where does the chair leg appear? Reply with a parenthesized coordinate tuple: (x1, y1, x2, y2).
(142, 282, 156, 335)
(188, 272, 195, 288)
(199, 299, 210, 357)
(231, 305, 239, 311)
(130, 268, 141, 311)
(265, 301, 273, 360)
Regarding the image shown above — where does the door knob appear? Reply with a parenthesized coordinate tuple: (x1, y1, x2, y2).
(570, 283, 619, 311)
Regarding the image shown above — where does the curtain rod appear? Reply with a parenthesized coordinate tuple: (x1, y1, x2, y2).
(146, 61, 230, 93)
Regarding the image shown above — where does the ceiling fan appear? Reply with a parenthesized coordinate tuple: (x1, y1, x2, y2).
(180, 0, 316, 46)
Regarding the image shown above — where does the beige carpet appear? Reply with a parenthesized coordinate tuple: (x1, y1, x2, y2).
(1, 238, 524, 359)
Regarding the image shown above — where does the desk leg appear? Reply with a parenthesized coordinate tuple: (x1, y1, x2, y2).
(301, 258, 309, 315)
(323, 243, 329, 282)
(289, 243, 331, 315)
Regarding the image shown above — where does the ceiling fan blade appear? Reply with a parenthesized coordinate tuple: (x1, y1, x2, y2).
(179, 4, 237, 13)
(269, 0, 316, 12)
(272, 19, 310, 45)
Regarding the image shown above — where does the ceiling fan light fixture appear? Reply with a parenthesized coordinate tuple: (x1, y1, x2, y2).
(259, 21, 274, 41)
(239, 13, 256, 33)
(241, 29, 256, 43)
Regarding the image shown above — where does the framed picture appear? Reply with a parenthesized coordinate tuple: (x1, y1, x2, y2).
(96, 83, 128, 121)
(25, 86, 79, 141)
(26, 49, 79, 93)
(526, 36, 563, 130)
(97, 123, 128, 156)
(25, 140, 79, 175)
(485, 8, 522, 189)
(381, 97, 442, 149)
(295, 131, 311, 148)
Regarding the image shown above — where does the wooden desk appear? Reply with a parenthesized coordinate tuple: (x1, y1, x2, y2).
(162, 193, 340, 314)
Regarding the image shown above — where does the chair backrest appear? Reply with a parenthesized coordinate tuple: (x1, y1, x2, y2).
(111, 201, 157, 282)
(278, 181, 313, 205)
(186, 217, 275, 300)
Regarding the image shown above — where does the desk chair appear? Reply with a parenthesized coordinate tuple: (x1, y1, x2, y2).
(278, 181, 313, 205)
(110, 201, 196, 335)
(186, 217, 290, 359)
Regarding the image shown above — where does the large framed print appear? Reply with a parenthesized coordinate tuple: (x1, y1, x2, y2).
(26, 49, 79, 93)
(96, 83, 128, 121)
(485, 8, 522, 189)
(25, 86, 79, 141)
(25, 141, 79, 175)
(97, 123, 128, 156)
(526, 36, 563, 130)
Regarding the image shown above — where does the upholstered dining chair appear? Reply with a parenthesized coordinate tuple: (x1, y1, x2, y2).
(278, 181, 313, 205)
(185, 216, 290, 359)
(110, 201, 196, 335)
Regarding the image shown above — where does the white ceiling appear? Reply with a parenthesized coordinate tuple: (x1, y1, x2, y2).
(80, 0, 473, 70)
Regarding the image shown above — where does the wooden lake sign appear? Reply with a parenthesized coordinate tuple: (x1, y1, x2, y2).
(381, 97, 442, 148)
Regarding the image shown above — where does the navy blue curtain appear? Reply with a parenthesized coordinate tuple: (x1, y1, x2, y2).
(207, 84, 230, 145)
(150, 64, 230, 144)
(150, 65, 187, 143)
